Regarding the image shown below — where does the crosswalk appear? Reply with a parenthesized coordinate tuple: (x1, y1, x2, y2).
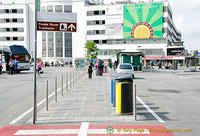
(0, 123, 174, 136)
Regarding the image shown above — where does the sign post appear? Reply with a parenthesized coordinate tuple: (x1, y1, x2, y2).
(33, 0, 38, 124)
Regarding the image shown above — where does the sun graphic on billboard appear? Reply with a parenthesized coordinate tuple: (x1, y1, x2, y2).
(124, 3, 163, 39)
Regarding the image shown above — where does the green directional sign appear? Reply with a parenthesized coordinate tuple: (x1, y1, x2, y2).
(37, 0, 40, 11)
(124, 3, 163, 39)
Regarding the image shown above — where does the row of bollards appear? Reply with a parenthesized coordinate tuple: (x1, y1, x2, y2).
(45, 69, 84, 111)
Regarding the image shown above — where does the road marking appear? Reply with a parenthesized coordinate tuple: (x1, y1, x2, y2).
(14, 129, 150, 135)
(9, 79, 73, 124)
(14, 129, 79, 135)
(137, 96, 165, 123)
(78, 122, 89, 136)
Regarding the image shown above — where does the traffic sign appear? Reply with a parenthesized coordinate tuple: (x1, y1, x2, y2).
(37, 22, 77, 32)
(0, 125, 174, 135)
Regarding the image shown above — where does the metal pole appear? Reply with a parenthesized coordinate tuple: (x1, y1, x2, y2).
(55, 77, 57, 102)
(73, 70, 74, 86)
(61, 75, 63, 96)
(70, 72, 72, 88)
(45, 80, 48, 111)
(66, 73, 68, 92)
(33, 0, 38, 124)
(134, 84, 137, 121)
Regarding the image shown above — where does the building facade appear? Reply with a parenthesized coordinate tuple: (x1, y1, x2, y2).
(85, 0, 184, 60)
(0, 3, 30, 51)
(0, 0, 184, 63)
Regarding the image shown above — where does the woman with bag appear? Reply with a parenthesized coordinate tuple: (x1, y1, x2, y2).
(36, 60, 41, 77)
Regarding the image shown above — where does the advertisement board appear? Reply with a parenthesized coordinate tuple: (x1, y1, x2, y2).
(123, 3, 163, 39)
(105, 5, 123, 39)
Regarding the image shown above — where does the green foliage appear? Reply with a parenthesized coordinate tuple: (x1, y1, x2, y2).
(84, 41, 99, 59)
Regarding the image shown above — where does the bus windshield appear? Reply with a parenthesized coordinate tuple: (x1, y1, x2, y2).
(13, 55, 30, 62)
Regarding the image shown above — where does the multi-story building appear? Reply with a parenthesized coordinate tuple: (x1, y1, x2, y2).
(0, 0, 185, 64)
(85, 0, 184, 60)
(0, 3, 31, 51)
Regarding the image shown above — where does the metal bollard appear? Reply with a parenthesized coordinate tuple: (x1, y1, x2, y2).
(73, 70, 75, 86)
(134, 84, 137, 121)
(70, 72, 72, 88)
(61, 75, 63, 96)
(66, 73, 68, 92)
(55, 77, 57, 102)
(45, 80, 48, 111)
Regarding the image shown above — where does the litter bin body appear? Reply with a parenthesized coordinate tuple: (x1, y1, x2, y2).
(115, 74, 133, 115)
(111, 73, 124, 107)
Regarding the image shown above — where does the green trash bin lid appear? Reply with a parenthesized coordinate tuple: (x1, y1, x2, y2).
(115, 74, 133, 82)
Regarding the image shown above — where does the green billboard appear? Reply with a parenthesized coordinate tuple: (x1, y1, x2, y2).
(124, 3, 163, 39)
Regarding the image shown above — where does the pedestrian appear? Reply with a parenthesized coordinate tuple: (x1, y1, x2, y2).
(0, 59, 3, 75)
(88, 63, 93, 79)
(158, 61, 163, 70)
(8, 59, 14, 75)
(36, 60, 41, 77)
(150, 61, 154, 70)
(13, 59, 18, 74)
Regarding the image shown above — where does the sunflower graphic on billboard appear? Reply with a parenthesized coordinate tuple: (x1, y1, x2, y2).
(123, 3, 163, 39)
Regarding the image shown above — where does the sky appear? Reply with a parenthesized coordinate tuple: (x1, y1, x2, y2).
(0, 0, 200, 51)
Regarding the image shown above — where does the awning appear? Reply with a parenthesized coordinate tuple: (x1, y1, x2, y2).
(143, 56, 186, 60)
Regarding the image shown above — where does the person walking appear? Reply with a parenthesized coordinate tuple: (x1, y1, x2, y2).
(158, 61, 163, 70)
(88, 63, 93, 79)
(8, 59, 14, 75)
(36, 60, 41, 77)
(0, 59, 2, 75)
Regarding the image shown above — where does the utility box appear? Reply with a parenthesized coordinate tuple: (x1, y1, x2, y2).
(117, 50, 143, 71)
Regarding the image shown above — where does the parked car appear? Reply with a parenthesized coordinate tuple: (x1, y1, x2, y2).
(116, 63, 134, 78)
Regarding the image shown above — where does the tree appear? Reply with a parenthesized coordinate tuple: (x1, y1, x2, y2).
(84, 41, 99, 59)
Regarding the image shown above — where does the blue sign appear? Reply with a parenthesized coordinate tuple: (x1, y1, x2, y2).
(197, 52, 200, 57)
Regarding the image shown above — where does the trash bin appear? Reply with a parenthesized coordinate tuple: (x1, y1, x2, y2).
(111, 73, 124, 108)
(115, 74, 133, 115)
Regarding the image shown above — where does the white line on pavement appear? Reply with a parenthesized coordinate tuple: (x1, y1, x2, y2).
(9, 79, 73, 124)
(14, 129, 79, 135)
(78, 122, 89, 136)
(136, 96, 165, 123)
(14, 129, 150, 135)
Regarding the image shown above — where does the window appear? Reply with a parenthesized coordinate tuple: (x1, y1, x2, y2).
(94, 40, 99, 44)
(94, 11, 99, 15)
(17, 9, 23, 13)
(5, 9, 9, 13)
(65, 33, 72, 57)
(13, 37, 18, 40)
(42, 32, 46, 57)
(47, 5, 53, 12)
(13, 28, 18, 31)
(64, 5, 72, 13)
(6, 37, 10, 41)
(6, 19, 10, 22)
(102, 40, 107, 44)
(96, 30, 99, 34)
(96, 21, 99, 24)
(56, 32, 63, 57)
(48, 32, 54, 57)
(13, 19, 17, 22)
(12, 9, 17, 13)
(41, 6, 46, 12)
(102, 20, 105, 24)
(6, 28, 10, 32)
(55, 5, 62, 12)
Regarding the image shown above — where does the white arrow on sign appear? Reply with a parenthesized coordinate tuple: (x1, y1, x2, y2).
(68, 24, 75, 31)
